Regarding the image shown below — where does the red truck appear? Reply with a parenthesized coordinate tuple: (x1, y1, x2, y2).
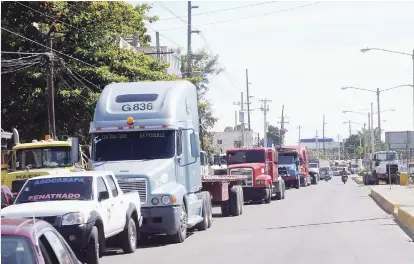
(277, 145, 311, 188)
(226, 147, 285, 203)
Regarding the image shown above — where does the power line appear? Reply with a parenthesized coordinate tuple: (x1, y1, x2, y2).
(145, 23, 182, 48)
(159, 1, 277, 21)
(157, 2, 324, 32)
(1, 51, 46, 55)
(1, 27, 99, 69)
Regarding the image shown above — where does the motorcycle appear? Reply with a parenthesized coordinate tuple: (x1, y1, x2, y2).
(342, 175, 348, 184)
(324, 172, 330, 181)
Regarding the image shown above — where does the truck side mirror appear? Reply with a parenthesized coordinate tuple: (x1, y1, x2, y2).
(71, 137, 80, 164)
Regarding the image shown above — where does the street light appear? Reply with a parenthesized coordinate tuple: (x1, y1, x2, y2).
(341, 85, 410, 149)
(361, 47, 414, 131)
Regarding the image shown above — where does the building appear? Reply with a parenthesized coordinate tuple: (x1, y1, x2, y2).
(212, 131, 260, 154)
(119, 37, 182, 77)
(300, 138, 341, 158)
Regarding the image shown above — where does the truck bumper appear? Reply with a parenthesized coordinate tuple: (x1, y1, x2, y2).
(243, 187, 268, 201)
(56, 222, 95, 250)
(140, 206, 181, 235)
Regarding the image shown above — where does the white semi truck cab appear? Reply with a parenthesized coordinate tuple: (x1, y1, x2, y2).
(372, 151, 407, 184)
(89, 81, 210, 243)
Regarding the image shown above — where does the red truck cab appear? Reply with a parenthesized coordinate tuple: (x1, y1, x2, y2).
(226, 147, 285, 203)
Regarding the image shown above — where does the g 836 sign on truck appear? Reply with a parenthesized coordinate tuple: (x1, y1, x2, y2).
(122, 103, 153, 112)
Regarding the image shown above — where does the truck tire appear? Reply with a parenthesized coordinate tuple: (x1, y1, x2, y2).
(282, 181, 286, 199)
(206, 192, 213, 228)
(121, 217, 137, 254)
(169, 204, 187, 243)
(295, 178, 300, 189)
(275, 182, 282, 200)
(264, 186, 271, 204)
(85, 226, 99, 264)
(229, 186, 241, 216)
(221, 200, 230, 217)
(195, 192, 209, 231)
(238, 187, 244, 215)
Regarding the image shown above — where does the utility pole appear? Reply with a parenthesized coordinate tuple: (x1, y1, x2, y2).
(260, 99, 272, 147)
(376, 88, 382, 150)
(234, 111, 237, 129)
(277, 105, 289, 146)
(187, 1, 201, 149)
(246, 69, 251, 131)
(370, 102, 375, 153)
(315, 130, 319, 154)
(234, 93, 245, 147)
(322, 115, 327, 156)
(47, 35, 56, 139)
(348, 120, 352, 137)
(156, 32, 160, 60)
(337, 134, 341, 160)
(297, 125, 302, 144)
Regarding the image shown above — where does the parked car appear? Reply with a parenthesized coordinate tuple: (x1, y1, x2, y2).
(1, 185, 14, 208)
(1, 171, 142, 264)
(1, 217, 81, 264)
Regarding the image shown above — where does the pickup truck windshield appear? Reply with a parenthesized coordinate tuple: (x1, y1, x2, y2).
(309, 163, 318, 168)
(16, 147, 72, 169)
(91, 130, 175, 161)
(279, 156, 295, 165)
(227, 150, 264, 165)
(15, 176, 93, 204)
(1, 236, 36, 264)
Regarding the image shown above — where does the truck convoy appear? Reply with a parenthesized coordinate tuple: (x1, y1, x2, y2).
(227, 147, 285, 203)
(278, 145, 311, 187)
(308, 158, 330, 182)
(89, 81, 245, 244)
(1, 129, 87, 195)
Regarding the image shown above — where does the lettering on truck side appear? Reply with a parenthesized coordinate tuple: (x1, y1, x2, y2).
(121, 102, 153, 112)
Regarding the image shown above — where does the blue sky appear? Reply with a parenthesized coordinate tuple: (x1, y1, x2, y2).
(129, 1, 414, 144)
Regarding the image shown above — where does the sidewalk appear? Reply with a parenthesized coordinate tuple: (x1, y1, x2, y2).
(369, 185, 414, 239)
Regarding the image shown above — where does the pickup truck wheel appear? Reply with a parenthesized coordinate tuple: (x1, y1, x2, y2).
(169, 204, 187, 243)
(229, 186, 241, 216)
(85, 226, 99, 264)
(121, 217, 137, 254)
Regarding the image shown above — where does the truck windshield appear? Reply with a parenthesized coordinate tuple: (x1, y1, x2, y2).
(279, 156, 295, 165)
(227, 150, 264, 165)
(309, 163, 318, 168)
(1, 236, 36, 264)
(15, 176, 93, 204)
(375, 152, 397, 161)
(16, 147, 72, 169)
(214, 155, 226, 165)
(91, 130, 175, 161)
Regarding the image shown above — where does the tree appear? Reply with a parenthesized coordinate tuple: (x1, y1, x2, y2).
(344, 134, 364, 159)
(266, 125, 280, 146)
(224, 126, 234, 132)
(181, 49, 224, 151)
(1, 1, 174, 143)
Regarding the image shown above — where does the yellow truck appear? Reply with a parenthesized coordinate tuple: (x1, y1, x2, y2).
(1, 129, 87, 195)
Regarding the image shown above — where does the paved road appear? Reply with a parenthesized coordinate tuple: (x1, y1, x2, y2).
(101, 177, 414, 264)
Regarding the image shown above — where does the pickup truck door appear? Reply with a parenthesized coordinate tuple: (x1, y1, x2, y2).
(96, 176, 114, 236)
(104, 175, 126, 232)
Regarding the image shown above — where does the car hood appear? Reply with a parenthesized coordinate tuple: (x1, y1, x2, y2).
(92, 159, 173, 178)
(1, 200, 96, 219)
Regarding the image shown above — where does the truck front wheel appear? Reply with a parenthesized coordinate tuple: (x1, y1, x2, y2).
(264, 186, 271, 204)
(229, 186, 242, 216)
(169, 204, 187, 243)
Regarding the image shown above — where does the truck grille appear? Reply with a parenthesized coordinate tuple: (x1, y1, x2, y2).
(117, 178, 147, 204)
(385, 164, 399, 174)
(278, 167, 288, 176)
(213, 169, 227, 175)
(230, 168, 253, 186)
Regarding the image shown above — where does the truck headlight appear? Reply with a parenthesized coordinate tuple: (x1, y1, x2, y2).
(151, 197, 160, 205)
(161, 195, 171, 205)
(261, 168, 265, 174)
(62, 212, 84, 226)
(256, 180, 265, 185)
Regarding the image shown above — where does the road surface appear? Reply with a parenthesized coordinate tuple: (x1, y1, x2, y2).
(101, 177, 414, 264)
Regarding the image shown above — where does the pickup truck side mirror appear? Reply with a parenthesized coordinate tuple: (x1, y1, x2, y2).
(98, 191, 109, 202)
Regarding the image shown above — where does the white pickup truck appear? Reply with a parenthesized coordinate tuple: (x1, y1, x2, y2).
(1, 171, 141, 264)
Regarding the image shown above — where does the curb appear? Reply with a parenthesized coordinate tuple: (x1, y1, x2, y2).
(369, 189, 414, 239)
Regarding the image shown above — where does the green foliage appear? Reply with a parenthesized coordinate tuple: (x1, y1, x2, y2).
(266, 125, 280, 146)
(1, 1, 175, 143)
(181, 49, 224, 150)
